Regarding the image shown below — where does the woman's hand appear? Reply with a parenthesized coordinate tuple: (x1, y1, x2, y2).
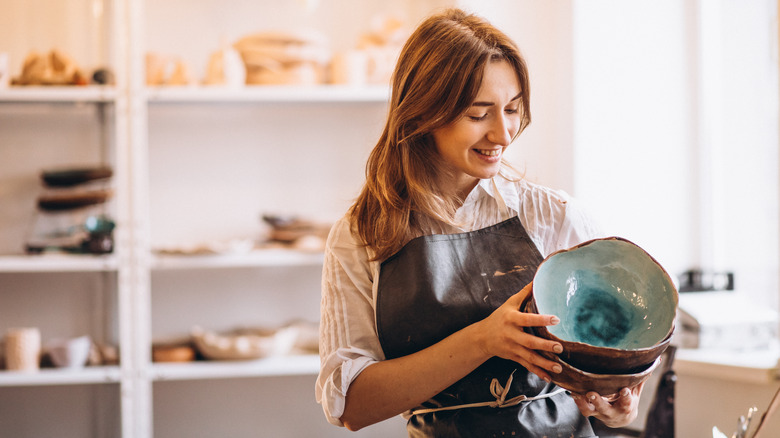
(571, 382, 645, 428)
(472, 282, 564, 383)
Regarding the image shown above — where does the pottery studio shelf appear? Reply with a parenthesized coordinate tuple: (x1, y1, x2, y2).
(144, 84, 390, 103)
(0, 254, 119, 273)
(0, 365, 122, 387)
(149, 354, 320, 381)
(0, 86, 118, 103)
(150, 249, 324, 270)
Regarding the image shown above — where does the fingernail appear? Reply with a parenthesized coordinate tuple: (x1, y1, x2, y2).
(552, 364, 562, 374)
(550, 316, 560, 325)
(553, 344, 563, 354)
(543, 376, 551, 383)
(621, 388, 630, 396)
(588, 394, 597, 401)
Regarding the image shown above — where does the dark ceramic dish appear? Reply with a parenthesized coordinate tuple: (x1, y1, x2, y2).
(547, 354, 660, 397)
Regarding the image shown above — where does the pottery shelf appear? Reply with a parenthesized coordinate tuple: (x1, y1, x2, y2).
(150, 249, 324, 271)
(149, 354, 320, 382)
(0, 85, 389, 104)
(0, 365, 122, 387)
(0, 254, 119, 273)
(0, 0, 427, 436)
(0, 86, 118, 103)
(145, 85, 390, 104)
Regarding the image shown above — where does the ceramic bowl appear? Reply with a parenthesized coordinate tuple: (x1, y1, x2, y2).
(547, 354, 661, 397)
(526, 298, 673, 374)
(47, 335, 91, 369)
(530, 237, 677, 374)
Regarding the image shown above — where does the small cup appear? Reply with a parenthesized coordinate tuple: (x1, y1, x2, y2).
(47, 335, 92, 369)
(5, 328, 41, 371)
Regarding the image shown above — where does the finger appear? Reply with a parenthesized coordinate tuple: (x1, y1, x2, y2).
(612, 388, 633, 409)
(604, 387, 636, 413)
(511, 310, 560, 328)
(588, 391, 632, 416)
(522, 361, 552, 383)
(509, 345, 563, 376)
(506, 329, 562, 355)
(570, 393, 596, 417)
(586, 392, 612, 413)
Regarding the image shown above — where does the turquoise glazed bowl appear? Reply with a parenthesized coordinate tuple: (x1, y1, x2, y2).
(530, 237, 678, 374)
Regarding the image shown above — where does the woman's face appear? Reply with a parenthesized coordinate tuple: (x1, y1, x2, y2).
(431, 59, 522, 196)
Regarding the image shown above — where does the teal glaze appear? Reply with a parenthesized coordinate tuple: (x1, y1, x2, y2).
(534, 239, 676, 350)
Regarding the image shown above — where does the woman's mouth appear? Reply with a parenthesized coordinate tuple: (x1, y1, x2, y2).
(475, 149, 501, 157)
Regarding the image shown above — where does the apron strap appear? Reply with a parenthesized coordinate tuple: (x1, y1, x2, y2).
(410, 370, 567, 416)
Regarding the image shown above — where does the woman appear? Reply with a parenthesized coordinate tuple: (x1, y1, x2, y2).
(316, 8, 644, 437)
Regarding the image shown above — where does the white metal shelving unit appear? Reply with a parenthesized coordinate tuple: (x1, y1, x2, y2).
(151, 249, 324, 270)
(0, 86, 118, 102)
(126, 1, 412, 436)
(0, 0, 441, 436)
(0, 254, 119, 272)
(0, 1, 133, 436)
(149, 354, 320, 382)
(0, 366, 123, 387)
(145, 84, 390, 103)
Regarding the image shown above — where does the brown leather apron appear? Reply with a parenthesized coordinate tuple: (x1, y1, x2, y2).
(376, 216, 597, 437)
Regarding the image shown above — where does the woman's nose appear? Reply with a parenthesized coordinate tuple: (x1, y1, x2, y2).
(487, 114, 513, 146)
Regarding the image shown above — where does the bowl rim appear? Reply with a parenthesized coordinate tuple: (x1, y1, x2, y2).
(530, 236, 679, 350)
(548, 355, 662, 397)
(550, 355, 663, 401)
(557, 354, 661, 379)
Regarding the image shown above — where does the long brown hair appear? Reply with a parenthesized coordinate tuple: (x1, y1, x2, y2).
(349, 8, 531, 261)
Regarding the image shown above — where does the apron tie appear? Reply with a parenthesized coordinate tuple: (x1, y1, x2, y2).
(411, 370, 567, 416)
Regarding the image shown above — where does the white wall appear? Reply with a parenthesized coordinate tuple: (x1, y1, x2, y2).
(696, 0, 779, 308)
(570, 0, 779, 309)
(571, 0, 697, 279)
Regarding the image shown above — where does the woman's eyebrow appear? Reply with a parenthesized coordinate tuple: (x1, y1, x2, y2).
(471, 92, 523, 107)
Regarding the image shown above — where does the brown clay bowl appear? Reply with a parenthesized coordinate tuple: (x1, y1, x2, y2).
(546, 353, 661, 397)
(527, 237, 678, 375)
(525, 298, 673, 374)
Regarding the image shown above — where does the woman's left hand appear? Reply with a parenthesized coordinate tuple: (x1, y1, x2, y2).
(571, 381, 645, 428)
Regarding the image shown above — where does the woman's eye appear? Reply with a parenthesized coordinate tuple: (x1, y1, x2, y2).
(505, 107, 520, 115)
(468, 113, 488, 121)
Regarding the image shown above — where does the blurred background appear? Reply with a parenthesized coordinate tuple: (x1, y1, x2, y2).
(0, 0, 777, 437)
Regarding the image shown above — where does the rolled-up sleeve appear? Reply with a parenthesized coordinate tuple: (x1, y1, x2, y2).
(315, 217, 385, 426)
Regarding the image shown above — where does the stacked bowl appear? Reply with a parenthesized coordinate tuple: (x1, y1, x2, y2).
(526, 237, 678, 397)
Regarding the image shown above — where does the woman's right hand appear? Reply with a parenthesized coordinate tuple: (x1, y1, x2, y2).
(472, 282, 564, 382)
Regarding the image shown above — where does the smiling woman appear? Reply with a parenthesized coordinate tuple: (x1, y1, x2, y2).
(316, 7, 645, 437)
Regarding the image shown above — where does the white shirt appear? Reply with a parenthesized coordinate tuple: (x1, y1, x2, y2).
(315, 176, 604, 426)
